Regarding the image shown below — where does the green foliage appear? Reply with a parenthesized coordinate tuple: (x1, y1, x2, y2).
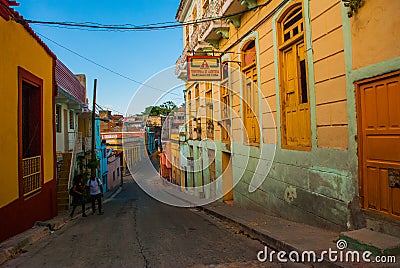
(87, 159, 98, 169)
(342, 0, 364, 17)
(142, 101, 177, 116)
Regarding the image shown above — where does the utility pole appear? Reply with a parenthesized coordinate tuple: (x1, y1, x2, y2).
(91, 79, 97, 177)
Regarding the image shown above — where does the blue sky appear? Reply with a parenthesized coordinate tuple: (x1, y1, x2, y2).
(15, 0, 185, 115)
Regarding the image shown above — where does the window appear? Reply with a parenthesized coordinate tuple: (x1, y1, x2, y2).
(194, 84, 201, 140)
(191, 5, 198, 37)
(69, 110, 74, 129)
(202, 0, 209, 16)
(205, 83, 213, 139)
(220, 62, 231, 143)
(241, 40, 260, 145)
(278, 3, 311, 149)
(185, 25, 190, 45)
(56, 105, 61, 132)
(187, 90, 193, 139)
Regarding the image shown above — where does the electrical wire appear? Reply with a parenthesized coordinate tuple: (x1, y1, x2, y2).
(36, 32, 182, 97)
(19, 2, 269, 32)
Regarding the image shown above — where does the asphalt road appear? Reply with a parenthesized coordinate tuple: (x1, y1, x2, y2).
(2, 177, 299, 268)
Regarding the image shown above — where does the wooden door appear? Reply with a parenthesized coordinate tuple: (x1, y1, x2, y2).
(282, 43, 310, 147)
(222, 152, 233, 202)
(243, 66, 259, 144)
(358, 71, 400, 219)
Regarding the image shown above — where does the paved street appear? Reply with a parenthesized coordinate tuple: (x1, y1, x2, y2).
(2, 177, 299, 268)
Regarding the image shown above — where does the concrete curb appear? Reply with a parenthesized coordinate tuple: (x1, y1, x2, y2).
(198, 205, 342, 268)
(0, 227, 49, 266)
(0, 185, 122, 266)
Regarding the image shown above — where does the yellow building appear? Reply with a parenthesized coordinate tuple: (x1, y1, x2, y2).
(176, 0, 400, 231)
(0, 1, 57, 242)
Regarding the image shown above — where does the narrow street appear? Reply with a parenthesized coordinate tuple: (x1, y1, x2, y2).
(3, 177, 289, 268)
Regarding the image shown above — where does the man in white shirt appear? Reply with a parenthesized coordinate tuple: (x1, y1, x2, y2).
(87, 174, 104, 215)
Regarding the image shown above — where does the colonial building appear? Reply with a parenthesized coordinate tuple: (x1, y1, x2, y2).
(0, 0, 57, 241)
(175, 0, 400, 233)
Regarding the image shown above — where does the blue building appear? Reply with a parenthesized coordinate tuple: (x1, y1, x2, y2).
(95, 118, 108, 192)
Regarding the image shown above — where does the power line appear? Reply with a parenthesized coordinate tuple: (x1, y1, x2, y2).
(20, 2, 269, 32)
(96, 103, 124, 115)
(35, 32, 182, 97)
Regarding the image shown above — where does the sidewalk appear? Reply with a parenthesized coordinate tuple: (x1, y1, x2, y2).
(199, 202, 399, 268)
(0, 183, 122, 266)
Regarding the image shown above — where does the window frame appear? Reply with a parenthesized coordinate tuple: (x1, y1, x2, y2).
(277, 2, 311, 151)
(69, 110, 75, 130)
(18, 67, 44, 198)
(56, 105, 61, 133)
(205, 82, 214, 139)
(241, 39, 260, 146)
(220, 62, 231, 144)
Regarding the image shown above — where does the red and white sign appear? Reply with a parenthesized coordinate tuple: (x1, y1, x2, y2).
(187, 56, 222, 81)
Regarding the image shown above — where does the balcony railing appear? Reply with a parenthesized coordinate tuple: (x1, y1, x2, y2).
(83, 136, 92, 152)
(68, 131, 83, 153)
(176, 0, 227, 80)
(22, 155, 41, 197)
(199, 0, 225, 41)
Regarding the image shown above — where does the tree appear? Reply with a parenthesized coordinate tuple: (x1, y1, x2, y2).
(142, 101, 177, 116)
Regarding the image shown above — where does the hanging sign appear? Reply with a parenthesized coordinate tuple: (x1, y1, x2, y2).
(187, 56, 222, 81)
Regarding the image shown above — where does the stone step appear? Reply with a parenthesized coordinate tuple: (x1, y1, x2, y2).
(57, 185, 69, 191)
(58, 181, 69, 187)
(57, 204, 69, 212)
(340, 228, 400, 256)
(57, 192, 69, 199)
(58, 171, 70, 178)
(363, 209, 400, 238)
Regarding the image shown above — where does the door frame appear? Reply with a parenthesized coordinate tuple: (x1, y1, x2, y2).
(355, 70, 400, 216)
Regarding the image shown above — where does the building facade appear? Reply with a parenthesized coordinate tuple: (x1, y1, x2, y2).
(54, 60, 87, 212)
(0, 0, 57, 241)
(175, 0, 400, 232)
(107, 151, 122, 191)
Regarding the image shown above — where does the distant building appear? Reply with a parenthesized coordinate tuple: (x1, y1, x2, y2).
(107, 151, 123, 191)
(99, 110, 124, 133)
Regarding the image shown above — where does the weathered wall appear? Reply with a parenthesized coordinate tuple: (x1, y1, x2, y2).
(351, 0, 400, 70)
(178, 0, 365, 231)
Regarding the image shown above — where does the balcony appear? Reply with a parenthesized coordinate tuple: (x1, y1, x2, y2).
(22, 156, 41, 197)
(221, 0, 257, 28)
(175, 55, 187, 81)
(200, 21, 230, 49)
(198, 0, 230, 49)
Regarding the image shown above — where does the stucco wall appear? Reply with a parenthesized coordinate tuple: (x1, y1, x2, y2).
(351, 0, 400, 70)
(107, 155, 121, 191)
(180, 0, 361, 231)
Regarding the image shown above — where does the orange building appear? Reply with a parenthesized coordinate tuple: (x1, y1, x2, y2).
(175, 0, 400, 233)
(0, 0, 57, 242)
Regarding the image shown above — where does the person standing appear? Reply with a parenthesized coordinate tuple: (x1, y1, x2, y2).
(87, 174, 104, 215)
(70, 175, 87, 217)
